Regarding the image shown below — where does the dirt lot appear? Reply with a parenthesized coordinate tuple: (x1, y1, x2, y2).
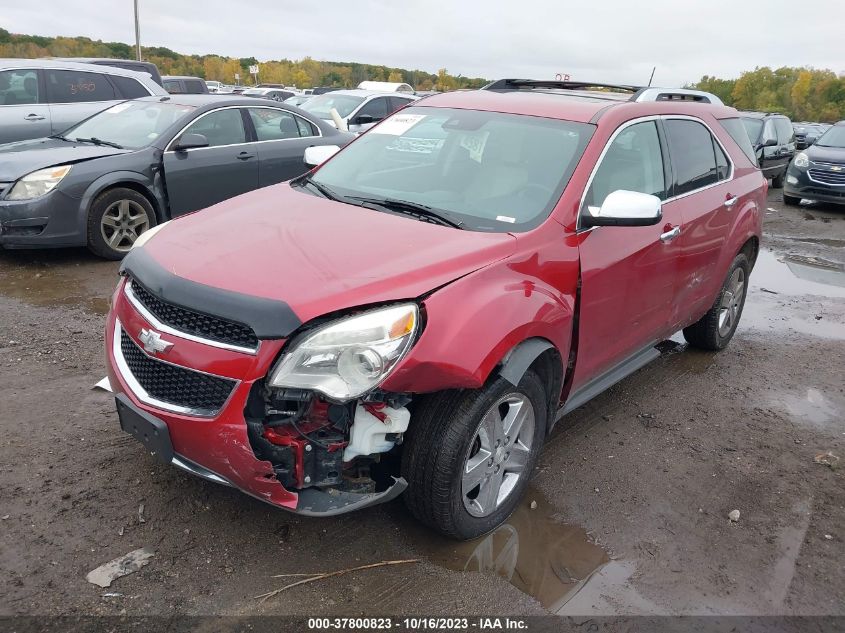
(1, 190, 843, 617)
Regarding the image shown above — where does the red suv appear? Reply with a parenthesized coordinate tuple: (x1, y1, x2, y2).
(106, 80, 765, 539)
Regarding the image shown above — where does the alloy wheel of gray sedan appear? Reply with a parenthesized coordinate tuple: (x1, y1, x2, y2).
(718, 267, 745, 337)
(100, 199, 151, 253)
(462, 393, 535, 518)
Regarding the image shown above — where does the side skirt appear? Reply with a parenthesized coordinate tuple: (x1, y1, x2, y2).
(555, 344, 661, 421)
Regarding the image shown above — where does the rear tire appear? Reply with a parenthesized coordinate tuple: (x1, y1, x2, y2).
(402, 370, 547, 540)
(771, 172, 785, 188)
(783, 194, 800, 206)
(87, 187, 156, 260)
(683, 253, 750, 351)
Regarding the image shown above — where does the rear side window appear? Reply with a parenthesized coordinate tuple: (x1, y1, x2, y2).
(185, 80, 205, 95)
(248, 107, 302, 140)
(775, 118, 794, 144)
(665, 119, 725, 196)
(45, 70, 116, 103)
(0, 69, 39, 105)
(109, 75, 149, 99)
(388, 96, 413, 113)
(584, 120, 666, 211)
(163, 80, 183, 94)
(719, 118, 757, 165)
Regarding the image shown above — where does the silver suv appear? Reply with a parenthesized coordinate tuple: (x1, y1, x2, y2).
(299, 89, 418, 133)
(0, 59, 166, 144)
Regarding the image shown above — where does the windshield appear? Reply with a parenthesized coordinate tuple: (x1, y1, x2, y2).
(815, 126, 845, 148)
(741, 117, 763, 143)
(63, 101, 196, 149)
(308, 106, 594, 232)
(301, 93, 365, 119)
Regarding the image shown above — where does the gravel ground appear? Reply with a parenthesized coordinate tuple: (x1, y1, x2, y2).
(0, 189, 843, 617)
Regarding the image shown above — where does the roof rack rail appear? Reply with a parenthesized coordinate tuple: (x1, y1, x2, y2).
(482, 79, 641, 93)
(481, 79, 725, 106)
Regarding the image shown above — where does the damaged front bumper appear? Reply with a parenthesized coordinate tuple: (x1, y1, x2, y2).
(112, 389, 407, 516)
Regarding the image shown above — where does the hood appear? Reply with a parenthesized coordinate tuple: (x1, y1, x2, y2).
(141, 184, 516, 325)
(805, 143, 845, 164)
(0, 138, 131, 181)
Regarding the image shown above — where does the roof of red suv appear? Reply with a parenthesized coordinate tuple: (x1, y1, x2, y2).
(416, 89, 739, 124)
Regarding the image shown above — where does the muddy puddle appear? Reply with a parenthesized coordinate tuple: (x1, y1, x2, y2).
(0, 251, 118, 315)
(406, 486, 616, 613)
(743, 249, 845, 340)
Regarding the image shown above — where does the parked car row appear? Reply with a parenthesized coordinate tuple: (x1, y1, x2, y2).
(784, 121, 845, 206)
(793, 121, 831, 149)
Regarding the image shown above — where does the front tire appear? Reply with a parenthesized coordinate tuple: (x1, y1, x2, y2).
(683, 253, 750, 351)
(402, 371, 548, 540)
(771, 172, 785, 188)
(87, 188, 156, 260)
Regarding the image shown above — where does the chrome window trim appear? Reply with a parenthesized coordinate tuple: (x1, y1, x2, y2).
(124, 281, 259, 355)
(112, 319, 240, 418)
(576, 114, 735, 232)
(164, 104, 322, 153)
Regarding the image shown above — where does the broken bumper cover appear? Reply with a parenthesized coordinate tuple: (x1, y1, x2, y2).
(113, 391, 406, 516)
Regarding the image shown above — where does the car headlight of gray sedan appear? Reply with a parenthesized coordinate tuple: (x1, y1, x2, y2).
(6, 165, 73, 201)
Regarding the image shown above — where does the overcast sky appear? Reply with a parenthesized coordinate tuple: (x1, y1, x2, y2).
(3, 0, 842, 86)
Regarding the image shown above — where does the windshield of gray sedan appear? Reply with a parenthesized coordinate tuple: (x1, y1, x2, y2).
(309, 107, 594, 232)
(63, 101, 196, 149)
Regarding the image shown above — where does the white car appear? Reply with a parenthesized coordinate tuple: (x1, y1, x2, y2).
(299, 89, 417, 133)
(205, 80, 224, 93)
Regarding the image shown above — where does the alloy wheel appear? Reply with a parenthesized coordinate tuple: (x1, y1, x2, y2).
(462, 393, 535, 518)
(718, 267, 745, 337)
(100, 199, 150, 253)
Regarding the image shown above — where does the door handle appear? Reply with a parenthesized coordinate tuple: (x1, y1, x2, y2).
(236, 151, 255, 160)
(24, 114, 45, 121)
(724, 195, 739, 208)
(660, 225, 681, 242)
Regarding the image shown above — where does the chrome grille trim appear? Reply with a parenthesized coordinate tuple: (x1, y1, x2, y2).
(124, 281, 259, 355)
(112, 319, 239, 418)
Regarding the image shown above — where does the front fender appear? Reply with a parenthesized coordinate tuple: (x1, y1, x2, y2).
(75, 171, 165, 236)
(382, 249, 578, 394)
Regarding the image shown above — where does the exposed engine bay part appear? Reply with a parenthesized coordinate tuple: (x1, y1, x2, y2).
(244, 381, 411, 495)
(296, 477, 408, 516)
(344, 403, 411, 461)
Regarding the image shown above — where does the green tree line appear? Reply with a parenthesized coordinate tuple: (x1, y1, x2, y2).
(0, 28, 488, 91)
(692, 66, 845, 122)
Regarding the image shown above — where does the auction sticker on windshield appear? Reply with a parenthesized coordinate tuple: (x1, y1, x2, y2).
(371, 113, 427, 135)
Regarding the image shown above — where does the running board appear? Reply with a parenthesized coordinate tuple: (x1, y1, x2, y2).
(556, 345, 661, 420)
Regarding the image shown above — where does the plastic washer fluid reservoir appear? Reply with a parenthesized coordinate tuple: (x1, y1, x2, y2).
(343, 404, 411, 461)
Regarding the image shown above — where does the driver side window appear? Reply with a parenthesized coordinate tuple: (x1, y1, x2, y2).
(182, 108, 246, 147)
(583, 121, 666, 214)
(356, 97, 388, 122)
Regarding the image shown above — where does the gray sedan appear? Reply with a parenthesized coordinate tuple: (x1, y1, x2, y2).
(0, 95, 355, 259)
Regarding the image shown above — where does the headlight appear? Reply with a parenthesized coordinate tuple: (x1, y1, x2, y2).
(6, 165, 72, 200)
(130, 221, 170, 251)
(268, 303, 419, 400)
(793, 152, 809, 169)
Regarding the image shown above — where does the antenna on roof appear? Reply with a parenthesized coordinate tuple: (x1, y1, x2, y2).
(647, 67, 656, 87)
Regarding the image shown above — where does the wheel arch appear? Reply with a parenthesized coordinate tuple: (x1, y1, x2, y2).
(79, 173, 166, 236)
(498, 338, 565, 435)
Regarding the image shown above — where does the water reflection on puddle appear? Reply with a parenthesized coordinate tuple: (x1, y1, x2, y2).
(409, 487, 610, 612)
(743, 250, 845, 340)
(772, 387, 840, 430)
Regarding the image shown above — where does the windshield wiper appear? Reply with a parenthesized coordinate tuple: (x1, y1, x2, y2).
(49, 134, 74, 142)
(346, 196, 464, 229)
(73, 137, 124, 149)
(296, 174, 344, 201)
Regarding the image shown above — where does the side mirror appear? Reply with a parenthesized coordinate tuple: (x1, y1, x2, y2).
(304, 145, 341, 167)
(354, 114, 375, 125)
(581, 190, 662, 228)
(174, 133, 209, 151)
(762, 137, 778, 148)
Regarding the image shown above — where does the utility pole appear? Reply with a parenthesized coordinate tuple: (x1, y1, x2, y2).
(134, 0, 141, 61)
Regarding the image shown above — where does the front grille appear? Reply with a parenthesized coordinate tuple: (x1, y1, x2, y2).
(120, 329, 236, 414)
(809, 169, 845, 186)
(129, 280, 259, 350)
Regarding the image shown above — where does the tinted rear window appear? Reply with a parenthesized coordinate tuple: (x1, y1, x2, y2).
(665, 119, 720, 196)
(719, 118, 757, 165)
(109, 75, 149, 99)
(45, 69, 116, 104)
